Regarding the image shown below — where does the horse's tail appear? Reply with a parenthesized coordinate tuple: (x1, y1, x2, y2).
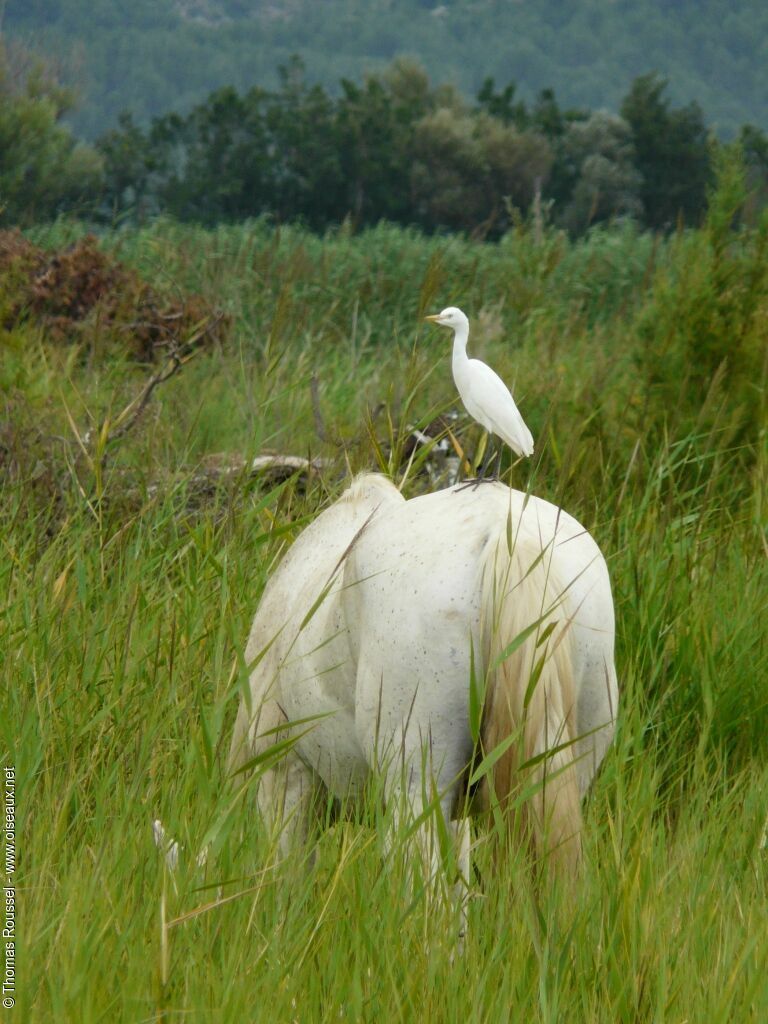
(478, 528, 582, 871)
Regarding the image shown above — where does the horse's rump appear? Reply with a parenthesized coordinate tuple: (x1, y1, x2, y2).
(228, 475, 616, 878)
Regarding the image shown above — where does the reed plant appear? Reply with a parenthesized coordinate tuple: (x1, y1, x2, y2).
(3, 159, 767, 1020)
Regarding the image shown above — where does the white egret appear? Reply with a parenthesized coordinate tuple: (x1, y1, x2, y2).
(424, 306, 534, 478)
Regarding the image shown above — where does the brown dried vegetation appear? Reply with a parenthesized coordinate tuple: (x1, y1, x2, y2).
(0, 231, 235, 526)
(0, 229, 227, 360)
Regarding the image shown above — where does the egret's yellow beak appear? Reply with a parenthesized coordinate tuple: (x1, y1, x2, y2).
(423, 314, 442, 323)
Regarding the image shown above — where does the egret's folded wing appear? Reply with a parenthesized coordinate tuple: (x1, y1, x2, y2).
(465, 359, 534, 456)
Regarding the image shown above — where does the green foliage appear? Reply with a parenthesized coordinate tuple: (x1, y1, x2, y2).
(635, 144, 768, 439)
(0, 41, 103, 225)
(8, 31, 765, 237)
(410, 108, 553, 236)
(98, 58, 447, 230)
(12, 7, 768, 234)
(621, 72, 712, 229)
(556, 112, 643, 235)
(89, 58, 768, 238)
(92, 60, 645, 236)
(5, 0, 768, 139)
(3, 208, 767, 1018)
(740, 122, 768, 222)
(476, 76, 529, 129)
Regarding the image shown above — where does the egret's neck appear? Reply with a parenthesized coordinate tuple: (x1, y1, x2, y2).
(451, 320, 469, 372)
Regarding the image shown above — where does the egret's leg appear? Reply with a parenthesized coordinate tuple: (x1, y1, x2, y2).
(455, 433, 497, 491)
(476, 436, 496, 481)
(469, 437, 501, 489)
(476, 442, 503, 484)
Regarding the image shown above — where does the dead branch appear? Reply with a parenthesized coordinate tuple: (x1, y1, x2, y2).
(106, 313, 226, 447)
(196, 453, 330, 481)
(179, 453, 332, 498)
(310, 373, 326, 443)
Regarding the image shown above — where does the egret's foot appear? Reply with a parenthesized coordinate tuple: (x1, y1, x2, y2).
(454, 443, 502, 492)
(454, 477, 499, 492)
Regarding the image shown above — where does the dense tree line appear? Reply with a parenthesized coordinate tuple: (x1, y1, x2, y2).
(3, 41, 768, 237)
(95, 58, 763, 237)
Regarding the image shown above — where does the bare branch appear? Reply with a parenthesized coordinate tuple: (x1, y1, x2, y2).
(105, 312, 225, 447)
(310, 372, 329, 443)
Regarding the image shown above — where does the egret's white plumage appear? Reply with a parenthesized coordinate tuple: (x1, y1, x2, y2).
(425, 306, 534, 459)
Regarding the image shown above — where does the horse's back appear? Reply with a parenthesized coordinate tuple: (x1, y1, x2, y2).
(233, 476, 616, 806)
(339, 484, 546, 790)
(341, 488, 497, 790)
(342, 482, 617, 796)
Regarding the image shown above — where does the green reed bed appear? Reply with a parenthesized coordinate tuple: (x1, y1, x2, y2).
(4, 162, 767, 1020)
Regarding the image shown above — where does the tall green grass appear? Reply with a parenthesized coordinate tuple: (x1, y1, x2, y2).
(4, 162, 767, 1020)
(3, 438, 766, 1021)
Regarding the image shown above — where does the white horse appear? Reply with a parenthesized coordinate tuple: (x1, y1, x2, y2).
(228, 474, 618, 911)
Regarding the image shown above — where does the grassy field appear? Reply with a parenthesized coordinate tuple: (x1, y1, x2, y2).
(2, 159, 768, 1021)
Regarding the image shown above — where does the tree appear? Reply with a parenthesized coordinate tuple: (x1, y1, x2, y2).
(335, 75, 412, 226)
(410, 107, 552, 236)
(526, 88, 591, 212)
(558, 112, 643, 234)
(265, 58, 344, 229)
(171, 86, 273, 223)
(98, 112, 157, 220)
(476, 77, 529, 129)
(739, 124, 768, 223)
(621, 73, 711, 230)
(0, 41, 103, 225)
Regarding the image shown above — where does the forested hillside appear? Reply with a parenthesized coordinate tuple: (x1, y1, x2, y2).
(7, 35, 768, 237)
(4, 0, 768, 138)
